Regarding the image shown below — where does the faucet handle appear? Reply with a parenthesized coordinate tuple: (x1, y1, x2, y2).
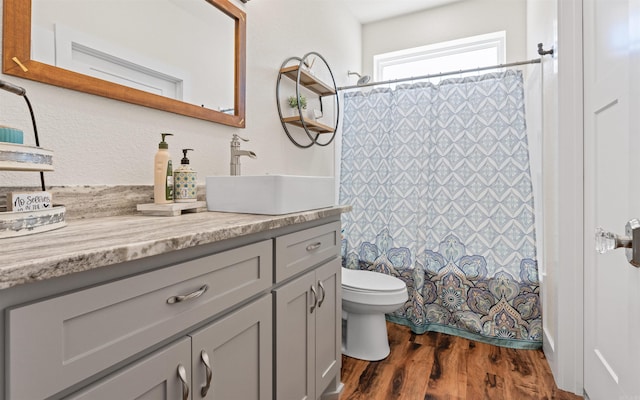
(232, 133, 249, 142)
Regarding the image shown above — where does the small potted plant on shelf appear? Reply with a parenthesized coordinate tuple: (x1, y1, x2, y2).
(287, 94, 307, 116)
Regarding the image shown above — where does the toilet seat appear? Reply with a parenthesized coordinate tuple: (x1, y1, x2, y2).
(342, 268, 406, 293)
(341, 268, 408, 306)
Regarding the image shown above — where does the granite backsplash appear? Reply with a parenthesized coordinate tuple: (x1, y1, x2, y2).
(0, 185, 206, 220)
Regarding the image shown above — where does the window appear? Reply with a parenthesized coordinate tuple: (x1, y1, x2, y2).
(373, 31, 506, 84)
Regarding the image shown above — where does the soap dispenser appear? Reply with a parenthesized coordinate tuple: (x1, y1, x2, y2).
(174, 148, 197, 203)
(154, 133, 174, 204)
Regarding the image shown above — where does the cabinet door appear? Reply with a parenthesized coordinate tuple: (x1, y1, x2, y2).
(274, 271, 316, 400)
(65, 337, 191, 400)
(313, 258, 341, 399)
(190, 294, 272, 400)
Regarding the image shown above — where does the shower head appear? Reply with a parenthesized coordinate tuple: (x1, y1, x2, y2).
(348, 70, 371, 86)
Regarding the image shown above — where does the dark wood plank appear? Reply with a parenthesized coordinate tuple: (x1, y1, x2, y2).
(425, 333, 468, 398)
(340, 322, 583, 400)
(466, 340, 508, 399)
(388, 332, 434, 399)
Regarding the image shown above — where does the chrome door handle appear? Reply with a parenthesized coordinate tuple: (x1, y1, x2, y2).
(167, 284, 208, 304)
(596, 218, 640, 267)
(177, 364, 190, 400)
(200, 350, 212, 397)
(310, 285, 318, 313)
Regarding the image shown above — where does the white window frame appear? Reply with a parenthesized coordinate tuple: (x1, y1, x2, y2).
(373, 31, 506, 82)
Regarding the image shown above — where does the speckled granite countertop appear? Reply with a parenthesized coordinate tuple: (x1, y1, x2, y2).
(0, 206, 350, 290)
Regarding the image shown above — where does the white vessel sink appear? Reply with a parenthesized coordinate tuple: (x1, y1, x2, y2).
(206, 175, 335, 215)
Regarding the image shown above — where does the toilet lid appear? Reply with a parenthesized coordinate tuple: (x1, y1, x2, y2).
(342, 268, 406, 292)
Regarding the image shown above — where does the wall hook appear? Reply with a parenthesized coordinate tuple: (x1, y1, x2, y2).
(537, 43, 554, 56)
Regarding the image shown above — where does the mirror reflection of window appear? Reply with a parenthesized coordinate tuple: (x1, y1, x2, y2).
(31, 0, 235, 112)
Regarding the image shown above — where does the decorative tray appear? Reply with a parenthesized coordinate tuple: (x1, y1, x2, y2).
(0, 205, 66, 238)
(137, 201, 207, 217)
(0, 142, 54, 171)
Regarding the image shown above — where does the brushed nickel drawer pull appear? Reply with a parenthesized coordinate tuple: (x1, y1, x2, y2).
(200, 350, 212, 397)
(167, 284, 209, 304)
(177, 364, 190, 400)
(306, 242, 322, 252)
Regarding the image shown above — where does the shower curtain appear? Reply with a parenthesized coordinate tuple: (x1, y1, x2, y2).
(339, 70, 541, 349)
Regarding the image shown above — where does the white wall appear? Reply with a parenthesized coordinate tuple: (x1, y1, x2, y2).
(0, 0, 362, 186)
(555, 0, 584, 394)
(360, 0, 527, 77)
(528, 0, 583, 395)
(527, 0, 560, 381)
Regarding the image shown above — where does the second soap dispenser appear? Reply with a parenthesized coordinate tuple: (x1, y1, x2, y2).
(174, 148, 197, 203)
(154, 133, 173, 204)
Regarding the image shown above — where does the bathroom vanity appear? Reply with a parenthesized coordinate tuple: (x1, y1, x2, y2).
(0, 206, 348, 400)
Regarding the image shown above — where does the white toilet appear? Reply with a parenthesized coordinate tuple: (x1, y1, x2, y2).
(341, 267, 408, 361)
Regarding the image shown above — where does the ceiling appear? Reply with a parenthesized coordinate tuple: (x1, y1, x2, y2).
(342, 0, 464, 24)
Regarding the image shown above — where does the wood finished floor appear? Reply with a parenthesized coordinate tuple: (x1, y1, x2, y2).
(340, 322, 582, 400)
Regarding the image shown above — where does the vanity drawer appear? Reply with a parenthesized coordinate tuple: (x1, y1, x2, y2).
(275, 221, 340, 282)
(6, 239, 272, 400)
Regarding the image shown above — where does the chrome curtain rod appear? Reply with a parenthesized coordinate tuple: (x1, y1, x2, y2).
(337, 58, 542, 91)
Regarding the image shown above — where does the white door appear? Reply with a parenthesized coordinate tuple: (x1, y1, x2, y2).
(584, 0, 640, 398)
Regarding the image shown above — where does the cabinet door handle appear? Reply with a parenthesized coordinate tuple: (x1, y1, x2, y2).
(167, 284, 209, 304)
(317, 281, 326, 308)
(177, 364, 190, 400)
(200, 350, 212, 397)
(306, 242, 322, 252)
(310, 285, 318, 313)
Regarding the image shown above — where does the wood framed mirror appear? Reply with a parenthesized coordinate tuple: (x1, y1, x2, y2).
(2, 0, 246, 128)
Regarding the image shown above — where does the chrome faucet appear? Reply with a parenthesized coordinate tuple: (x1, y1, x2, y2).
(230, 134, 257, 176)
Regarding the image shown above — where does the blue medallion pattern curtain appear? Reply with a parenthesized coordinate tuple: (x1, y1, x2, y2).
(339, 70, 541, 349)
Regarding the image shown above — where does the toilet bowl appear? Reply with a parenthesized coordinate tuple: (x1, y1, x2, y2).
(341, 267, 408, 361)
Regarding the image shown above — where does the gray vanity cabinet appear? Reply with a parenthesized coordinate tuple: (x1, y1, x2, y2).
(6, 239, 272, 400)
(274, 221, 341, 400)
(3, 215, 344, 400)
(66, 294, 272, 400)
